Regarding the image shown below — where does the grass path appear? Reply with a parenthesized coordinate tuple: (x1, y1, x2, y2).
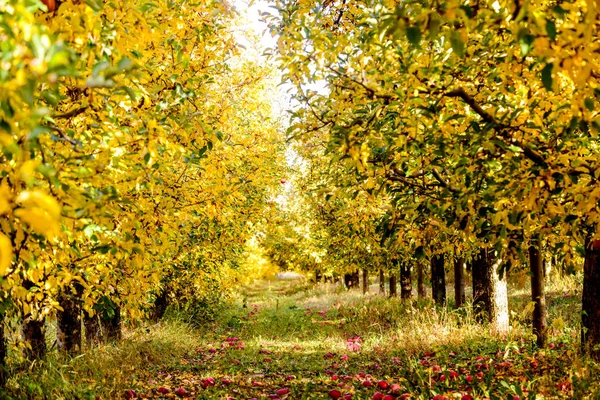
(115, 277, 593, 400)
(11, 276, 597, 399)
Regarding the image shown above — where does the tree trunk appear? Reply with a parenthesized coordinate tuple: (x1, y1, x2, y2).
(400, 263, 412, 299)
(102, 306, 121, 341)
(431, 255, 446, 306)
(362, 269, 368, 294)
(454, 257, 466, 308)
(56, 283, 83, 354)
(529, 243, 547, 347)
(315, 269, 322, 283)
(344, 273, 352, 289)
(472, 248, 509, 334)
(582, 239, 600, 360)
(379, 269, 385, 294)
(84, 313, 102, 347)
(352, 271, 359, 288)
(0, 311, 6, 387)
(23, 318, 46, 360)
(151, 288, 169, 321)
(389, 274, 397, 297)
(472, 250, 490, 322)
(417, 263, 426, 298)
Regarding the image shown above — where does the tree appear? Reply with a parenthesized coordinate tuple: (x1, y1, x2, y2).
(272, 0, 599, 346)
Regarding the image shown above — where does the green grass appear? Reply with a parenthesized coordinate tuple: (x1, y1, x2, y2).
(3, 275, 599, 399)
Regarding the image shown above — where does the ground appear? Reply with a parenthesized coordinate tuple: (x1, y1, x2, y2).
(9, 276, 600, 399)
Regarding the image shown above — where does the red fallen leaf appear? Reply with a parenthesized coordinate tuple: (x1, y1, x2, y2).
(432, 396, 447, 400)
(221, 378, 231, 385)
(398, 394, 411, 400)
(285, 375, 296, 380)
(124, 390, 136, 399)
(252, 381, 263, 387)
(377, 380, 388, 389)
(174, 388, 189, 398)
(465, 375, 473, 383)
(530, 359, 538, 368)
(342, 394, 352, 399)
(328, 389, 342, 399)
(461, 395, 474, 400)
(157, 387, 170, 394)
(372, 392, 384, 400)
(512, 396, 521, 400)
(362, 380, 373, 387)
(276, 388, 290, 396)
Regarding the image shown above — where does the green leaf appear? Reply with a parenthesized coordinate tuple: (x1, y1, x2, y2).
(585, 98, 595, 112)
(519, 33, 535, 57)
(406, 26, 421, 47)
(459, 5, 474, 18)
(450, 31, 465, 57)
(428, 14, 441, 37)
(541, 63, 553, 91)
(546, 20, 557, 41)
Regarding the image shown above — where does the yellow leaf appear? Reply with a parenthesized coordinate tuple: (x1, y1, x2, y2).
(16, 191, 61, 219)
(0, 233, 12, 276)
(14, 208, 60, 238)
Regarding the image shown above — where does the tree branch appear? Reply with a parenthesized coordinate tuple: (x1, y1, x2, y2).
(53, 106, 88, 119)
(444, 87, 548, 168)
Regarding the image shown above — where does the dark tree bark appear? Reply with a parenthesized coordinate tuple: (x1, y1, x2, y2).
(529, 243, 547, 347)
(344, 272, 359, 289)
(102, 306, 121, 341)
(352, 271, 359, 288)
(84, 313, 102, 347)
(431, 255, 446, 306)
(379, 269, 385, 294)
(389, 274, 397, 297)
(400, 263, 412, 299)
(344, 273, 352, 289)
(23, 319, 46, 360)
(472, 248, 509, 333)
(417, 263, 426, 298)
(315, 269, 322, 283)
(362, 269, 368, 294)
(0, 311, 6, 388)
(151, 288, 169, 321)
(582, 239, 600, 360)
(454, 257, 466, 308)
(472, 250, 490, 322)
(56, 282, 83, 354)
